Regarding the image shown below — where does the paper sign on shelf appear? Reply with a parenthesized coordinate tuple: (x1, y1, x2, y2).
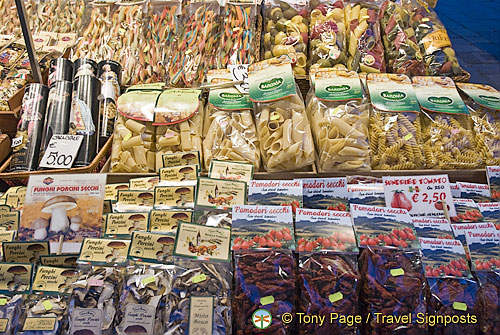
(39, 135, 84, 169)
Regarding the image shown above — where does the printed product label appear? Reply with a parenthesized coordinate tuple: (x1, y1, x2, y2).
(40, 254, 78, 268)
(160, 165, 198, 182)
(104, 212, 149, 237)
(105, 183, 129, 201)
(477, 202, 500, 228)
(0, 262, 32, 293)
(351, 204, 420, 249)
(450, 183, 461, 198)
(78, 238, 130, 265)
(464, 229, 500, 271)
(196, 178, 247, 209)
(117, 90, 161, 122)
(154, 89, 201, 125)
(366, 74, 419, 112)
(116, 191, 154, 211)
(189, 297, 214, 334)
(148, 210, 192, 234)
(154, 186, 195, 209)
(457, 83, 500, 110)
(314, 70, 362, 101)
(419, 238, 471, 278)
(0, 319, 7, 332)
(162, 151, 201, 170)
(122, 304, 155, 334)
(207, 69, 252, 110)
(2, 241, 49, 263)
(486, 166, 500, 200)
(174, 223, 231, 262)
(0, 212, 19, 231)
(348, 184, 386, 207)
(249, 59, 296, 102)
(232, 205, 295, 251)
(295, 208, 357, 253)
(248, 180, 302, 209)
(422, 29, 451, 54)
(412, 217, 454, 239)
(103, 200, 112, 214)
(451, 199, 483, 223)
(129, 177, 160, 191)
(23, 317, 57, 331)
(128, 231, 175, 264)
(413, 76, 468, 114)
(208, 161, 254, 183)
(0, 231, 15, 242)
(32, 266, 77, 294)
(70, 308, 102, 335)
(300, 178, 348, 211)
(456, 182, 491, 203)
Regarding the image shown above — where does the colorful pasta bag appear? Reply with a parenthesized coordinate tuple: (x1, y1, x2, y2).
(262, 0, 309, 75)
(203, 70, 260, 170)
(295, 208, 359, 335)
(379, 0, 425, 76)
(404, 0, 465, 78)
(413, 76, 483, 169)
(218, 1, 259, 67)
(367, 73, 424, 170)
(308, 0, 348, 70)
(249, 58, 315, 172)
(306, 69, 370, 171)
(344, 0, 385, 73)
(457, 83, 500, 166)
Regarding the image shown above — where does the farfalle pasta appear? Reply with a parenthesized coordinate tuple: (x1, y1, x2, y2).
(413, 76, 483, 169)
(367, 73, 424, 170)
(458, 83, 500, 166)
(306, 69, 370, 171)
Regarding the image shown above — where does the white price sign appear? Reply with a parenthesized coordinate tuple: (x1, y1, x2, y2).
(228, 64, 249, 94)
(383, 175, 456, 218)
(11, 136, 23, 147)
(39, 135, 84, 169)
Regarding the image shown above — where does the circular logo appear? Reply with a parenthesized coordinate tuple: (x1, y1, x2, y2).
(252, 309, 272, 329)
(363, 54, 375, 66)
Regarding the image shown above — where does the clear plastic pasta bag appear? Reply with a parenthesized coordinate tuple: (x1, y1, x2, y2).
(308, 0, 348, 70)
(476, 270, 500, 334)
(367, 73, 424, 170)
(115, 264, 174, 335)
(166, 259, 232, 334)
(344, 0, 386, 73)
(203, 70, 260, 170)
(18, 294, 69, 335)
(233, 250, 297, 335)
(68, 266, 122, 335)
(29, 0, 86, 34)
(262, 0, 309, 75)
(379, 0, 425, 76)
(0, 294, 23, 335)
(426, 277, 481, 335)
(298, 253, 359, 335)
(306, 69, 370, 171)
(458, 83, 500, 166)
(403, 0, 466, 78)
(413, 76, 483, 169)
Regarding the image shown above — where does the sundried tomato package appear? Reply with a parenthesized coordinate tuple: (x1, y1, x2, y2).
(233, 250, 297, 335)
(359, 247, 428, 334)
(476, 270, 500, 334)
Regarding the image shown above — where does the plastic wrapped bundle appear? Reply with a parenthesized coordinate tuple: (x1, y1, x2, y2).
(476, 270, 500, 335)
(0, 294, 23, 335)
(379, 0, 425, 76)
(18, 294, 68, 335)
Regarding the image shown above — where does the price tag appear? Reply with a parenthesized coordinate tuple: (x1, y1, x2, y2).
(11, 136, 22, 148)
(390, 268, 405, 276)
(328, 292, 343, 303)
(141, 276, 156, 286)
(39, 135, 84, 169)
(0, 298, 6, 306)
(260, 296, 274, 306)
(42, 300, 53, 311)
(192, 273, 207, 284)
(452, 302, 467, 311)
(228, 64, 249, 94)
(383, 175, 456, 218)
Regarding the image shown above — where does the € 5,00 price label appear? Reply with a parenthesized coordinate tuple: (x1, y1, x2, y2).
(39, 135, 84, 169)
(383, 175, 456, 218)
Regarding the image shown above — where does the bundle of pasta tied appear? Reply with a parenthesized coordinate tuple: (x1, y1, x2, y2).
(249, 58, 315, 172)
(306, 69, 370, 171)
(458, 83, 500, 166)
(413, 76, 484, 169)
(154, 88, 204, 172)
(367, 73, 425, 170)
(203, 70, 260, 170)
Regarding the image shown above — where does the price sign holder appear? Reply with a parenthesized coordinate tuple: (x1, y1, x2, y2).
(228, 64, 249, 94)
(39, 135, 84, 169)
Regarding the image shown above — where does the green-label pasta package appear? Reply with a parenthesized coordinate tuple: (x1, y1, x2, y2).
(307, 69, 370, 171)
(203, 70, 260, 170)
(458, 83, 500, 166)
(367, 73, 424, 170)
(413, 76, 482, 169)
(249, 58, 315, 171)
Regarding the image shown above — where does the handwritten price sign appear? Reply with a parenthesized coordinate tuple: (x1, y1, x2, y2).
(39, 135, 83, 169)
(383, 175, 456, 218)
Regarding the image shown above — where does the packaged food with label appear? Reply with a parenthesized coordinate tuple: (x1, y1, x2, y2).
(379, 0, 425, 76)
(203, 70, 260, 169)
(476, 270, 500, 334)
(367, 73, 424, 170)
(169, 0, 221, 87)
(344, 0, 385, 73)
(249, 58, 315, 171)
(458, 83, 500, 166)
(308, 0, 347, 70)
(97, 60, 121, 149)
(307, 69, 370, 171)
(115, 264, 175, 335)
(0, 294, 23, 335)
(414, 76, 483, 169)
(404, 0, 465, 78)
(166, 259, 232, 334)
(262, 0, 309, 75)
(218, 1, 259, 68)
(0, 68, 31, 112)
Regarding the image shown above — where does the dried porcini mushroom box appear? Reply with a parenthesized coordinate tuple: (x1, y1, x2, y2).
(295, 208, 360, 335)
(420, 237, 480, 335)
(351, 204, 428, 334)
(232, 205, 297, 334)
